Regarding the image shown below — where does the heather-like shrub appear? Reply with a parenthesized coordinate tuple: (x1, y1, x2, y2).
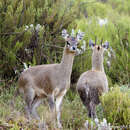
(0, 0, 79, 80)
(73, 1, 130, 85)
(100, 86, 130, 125)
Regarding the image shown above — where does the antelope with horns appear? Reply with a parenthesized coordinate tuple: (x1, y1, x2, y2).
(18, 29, 85, 128)
(76, 39, 109, 119)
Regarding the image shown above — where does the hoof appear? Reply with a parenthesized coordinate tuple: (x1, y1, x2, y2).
(39, 122, 47, 130)
(57, 122, 63, 129)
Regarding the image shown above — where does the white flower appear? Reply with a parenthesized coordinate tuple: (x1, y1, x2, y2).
(91, 121, 93, 128)
(107, 61, 111, 68)
(25, 48, 31, 54)
(62, 29, 69, 39)
(98, 18, 108, 26)
(77, 30, 85, 41)
(76, 48, 81, 55)
(103, 118, 107, 126)
(110, 47, 116, 58)
(15, 70, 19, 74)
(81, 40, 86, 51)
(30, 24, 34, 28)
(25, 48, 28, 51)
(100, 121, 104, 127)
(84, 120, 89, 128)
(25, 25, 29, 31)
(95, 118, 99, 125)
(98, 124, 101, 130)
(62, 29, 67, 34)
(110, 47, 114, 53)
(71, 29, 75, 36)
(108, 51, 111, 58)
(108, 123, 112, 130)
(35, 24, 41, 31)
(126, 42, 128, 47)
(23, 63, 28, 71)
(25, 25, 29, 29)
(78, 29, 80, 33)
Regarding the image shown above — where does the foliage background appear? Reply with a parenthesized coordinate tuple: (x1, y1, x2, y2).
(0, 0, 130, 129)
(0, 0, 129, 85)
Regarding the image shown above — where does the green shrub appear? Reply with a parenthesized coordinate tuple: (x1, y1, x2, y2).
(0, 84, 88, 129)
(74, 2, 130, 85)
(0, 0, 79, 80)
(100, 86, 130, 125)
(0, 0, 130, 87)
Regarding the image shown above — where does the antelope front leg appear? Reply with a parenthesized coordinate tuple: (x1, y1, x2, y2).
(55, 89, 67, 128)
(48, 95, 56, 128)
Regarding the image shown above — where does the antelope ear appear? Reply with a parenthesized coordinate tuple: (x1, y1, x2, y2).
(62, 29, 69, 40)
(89, 40, 95, 48)
(102, 41, 109, 49)
(76, 30, 85, 41)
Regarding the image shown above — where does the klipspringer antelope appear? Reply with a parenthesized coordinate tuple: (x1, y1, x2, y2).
(18, 29, 85, 128)
(77, 39, 109, 119)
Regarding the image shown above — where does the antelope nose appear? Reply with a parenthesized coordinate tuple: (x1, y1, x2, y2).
(97, 46, 100, 51)
(72, 47, 76, 50)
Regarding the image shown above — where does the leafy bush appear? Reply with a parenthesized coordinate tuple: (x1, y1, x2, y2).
(0, 0, 79, 80)
(0, 0, 130, 86)
(100, 86, 130, 125)
(0, 84, 88, 129)
(108, 0, 130, 16)
(73, 1, 130, 85)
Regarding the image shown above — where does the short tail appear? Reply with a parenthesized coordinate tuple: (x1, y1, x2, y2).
(78, 84, 100, 106)
(77, 84, 90, 106)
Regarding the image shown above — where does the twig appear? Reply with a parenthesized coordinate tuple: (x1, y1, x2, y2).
(0, 32, 24, 35)
(44, 44, 64, 49)
(80, 1, 97, 6)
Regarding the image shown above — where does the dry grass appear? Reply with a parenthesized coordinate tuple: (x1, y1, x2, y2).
(1, 85, 129, 129)
(0, 87, 88, 130)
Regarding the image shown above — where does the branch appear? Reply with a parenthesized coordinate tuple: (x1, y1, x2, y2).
(44, 44, 64, 49)
(80, 1, 97, 6)
(0, 32, 24, 35)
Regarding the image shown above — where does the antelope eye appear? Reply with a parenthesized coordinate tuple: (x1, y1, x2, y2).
(102, 44, 106, 48)
(92, 43, 95, 47)
(67, 41, 70, 45)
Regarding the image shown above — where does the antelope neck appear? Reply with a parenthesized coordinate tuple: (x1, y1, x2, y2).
(92, 55, 104, 72)
(60, 46, 75, 76)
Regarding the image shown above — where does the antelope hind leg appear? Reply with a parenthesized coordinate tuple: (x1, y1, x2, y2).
(31, 97, 42, 120)
(47, 95, 57, 128)
(24, 87, 35, 120)
(89, 101, 97, 119)
(48, 95, 55, 112)
(31, 97, 47, 129)
(55, 89, 67, 128)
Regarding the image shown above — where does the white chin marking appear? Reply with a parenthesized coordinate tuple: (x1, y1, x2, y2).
(70, 47, 76, 52)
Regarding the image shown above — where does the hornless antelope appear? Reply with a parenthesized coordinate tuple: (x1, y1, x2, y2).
(76, 39, 109, 119)
(18, 29, 84, 128)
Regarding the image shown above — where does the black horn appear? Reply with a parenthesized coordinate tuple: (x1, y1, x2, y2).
(100, 38, 103, 46)
(95, 36, 97, 45)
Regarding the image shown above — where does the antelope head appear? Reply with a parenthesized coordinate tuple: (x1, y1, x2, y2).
(89, 38, 109, 71)
(62, 29, 85, 54)
(89, 38, 109, 56)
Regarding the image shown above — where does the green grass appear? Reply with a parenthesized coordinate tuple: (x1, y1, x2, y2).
(0, 84, 130, 129)
(0, 86, 89, 130)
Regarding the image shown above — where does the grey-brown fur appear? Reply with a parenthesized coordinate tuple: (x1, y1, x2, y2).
(18, 30, 85, 128)
(19, 48, 75, 98)
(77, 42, 109, 119)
